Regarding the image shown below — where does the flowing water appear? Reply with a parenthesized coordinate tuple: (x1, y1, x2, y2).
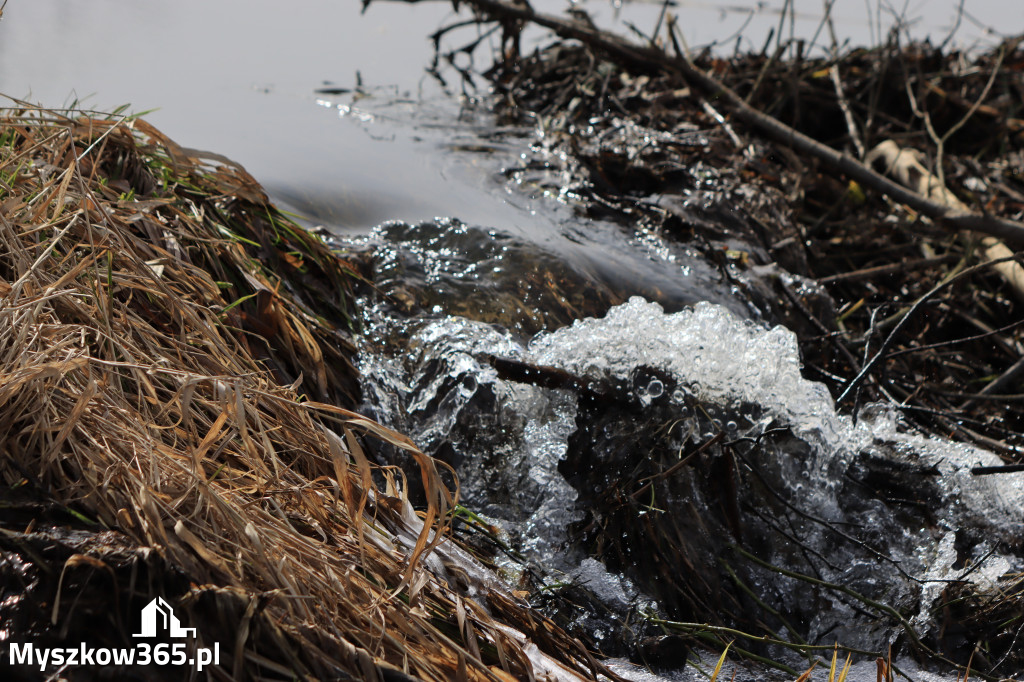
(354, 242, 1024, 678)
(3, 1, 1023, 679)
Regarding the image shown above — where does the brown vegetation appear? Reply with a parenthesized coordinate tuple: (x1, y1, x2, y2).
(0, 101, 606, 681)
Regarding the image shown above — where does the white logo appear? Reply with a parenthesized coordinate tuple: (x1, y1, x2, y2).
(10, 596, 218, 671)
(133, 597, 197, 638)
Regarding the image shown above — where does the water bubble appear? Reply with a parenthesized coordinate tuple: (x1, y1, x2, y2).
(458, 374, 478, 398)
(647, 379, 664, 398)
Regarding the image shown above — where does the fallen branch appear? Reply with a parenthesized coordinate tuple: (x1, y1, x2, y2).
(865, 139, 1024, 302)
(408, 0, 1024, 249)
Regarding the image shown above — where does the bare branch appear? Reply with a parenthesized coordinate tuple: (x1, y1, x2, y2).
(425, 0, 1024, 248)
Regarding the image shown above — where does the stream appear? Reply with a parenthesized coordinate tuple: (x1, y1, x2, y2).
(329, 5, 1023, 679)
(346, 221, 1024, 680)
(3, 1, 1023, 679)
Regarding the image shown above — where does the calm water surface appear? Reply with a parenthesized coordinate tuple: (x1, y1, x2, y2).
(0, 0, 1016, 231)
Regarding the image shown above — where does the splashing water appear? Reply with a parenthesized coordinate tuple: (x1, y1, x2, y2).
(529, 297, 1024, 530)
(359, 294, 1024, 673)
(529, 296, 843, 451)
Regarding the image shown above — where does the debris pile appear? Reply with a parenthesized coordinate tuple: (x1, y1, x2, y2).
(376, 1, 1024, 677)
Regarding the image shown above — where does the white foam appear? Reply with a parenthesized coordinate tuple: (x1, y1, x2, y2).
(529, 297, 842, 446)
(528, 296, 1024, 569)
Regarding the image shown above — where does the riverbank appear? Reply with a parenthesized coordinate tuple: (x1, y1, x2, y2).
(0, 102, 611, 681)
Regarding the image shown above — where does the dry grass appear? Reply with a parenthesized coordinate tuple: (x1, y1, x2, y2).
(0, 100, 602, 681)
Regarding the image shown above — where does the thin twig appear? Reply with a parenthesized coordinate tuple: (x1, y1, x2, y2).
(937, 0, 968, 54)
(960, 354, 1024, 411)
(933, 45, 1006, 190)
(830, 64, 865, 158)
(838, 252, 1024, 404)
(700, 98, 743, 149)
(825, 14, 864, 158)
(817, 254, 956, 284)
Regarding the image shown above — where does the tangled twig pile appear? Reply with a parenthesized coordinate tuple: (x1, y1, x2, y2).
(369, 1, 1024, 678)
(406, 0, 1024, 460)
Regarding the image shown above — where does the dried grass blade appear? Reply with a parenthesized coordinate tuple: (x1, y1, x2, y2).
(836, 652, 853, 682)
(174, 519, 232, 578)
(710, 642, 732, 682)
(191, 409, 228, 479)
(48, 376, 97, 460)
(51, 554, 115, 626)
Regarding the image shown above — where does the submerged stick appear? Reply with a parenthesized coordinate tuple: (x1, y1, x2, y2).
(416, 0, 1024, 248)
(971, 463, 1024, 475)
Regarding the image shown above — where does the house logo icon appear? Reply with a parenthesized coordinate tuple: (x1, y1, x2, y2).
(133, 597, 197, 638)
